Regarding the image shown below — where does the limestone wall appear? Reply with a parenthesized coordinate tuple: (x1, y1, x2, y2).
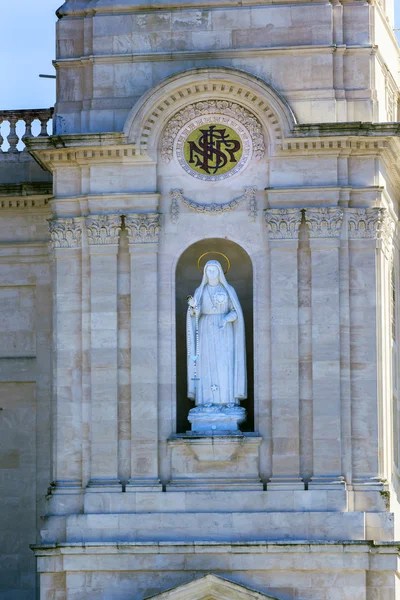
(54, 0, 399, 134)
(0, 208, 52, 599)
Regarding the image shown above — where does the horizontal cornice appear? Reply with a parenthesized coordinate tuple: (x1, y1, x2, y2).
(54, 44, 375, 67)
(56, 0, 382, 18)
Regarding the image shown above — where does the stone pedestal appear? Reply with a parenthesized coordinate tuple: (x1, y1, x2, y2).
(167, 434, 263, 491)
(188, 404, 246, 434)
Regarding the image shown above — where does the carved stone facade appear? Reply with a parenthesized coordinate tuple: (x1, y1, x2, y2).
(305, 208, 344, 238)
(85, 214, 122, 246)
(125, 213, 161, 245)
(49, 217, 83, 248)
(265, 208, 303, 240)
(1, 1, 400, 600)
(161, 101, 265, 165)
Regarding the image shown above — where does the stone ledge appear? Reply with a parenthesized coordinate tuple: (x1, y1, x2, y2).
(40, 511, 371, 544)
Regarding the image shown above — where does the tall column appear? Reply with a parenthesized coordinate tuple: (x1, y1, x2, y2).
(86, 214, 122, 492)
(305, 208, 345, 489)
(265, 209, 304, 490)
(347, 208, 394, 489)
(125, 214, 162, 492)
(48, 218, 83, 493)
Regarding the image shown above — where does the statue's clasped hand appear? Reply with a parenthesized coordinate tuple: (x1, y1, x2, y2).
(219, 317, 227, 329)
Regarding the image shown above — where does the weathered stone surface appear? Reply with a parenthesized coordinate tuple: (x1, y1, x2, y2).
(1, 0, 400, 598)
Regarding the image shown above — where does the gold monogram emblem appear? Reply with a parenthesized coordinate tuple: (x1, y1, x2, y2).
(184, 124, 243, 177)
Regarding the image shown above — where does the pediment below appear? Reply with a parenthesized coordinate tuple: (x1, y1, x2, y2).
(145, 575, 280, 600)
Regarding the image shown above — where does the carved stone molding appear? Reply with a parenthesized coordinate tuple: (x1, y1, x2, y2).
(264, 208, 302, 240)
(305, 208, 343, 238)
(125, 213, 161, 245)
(347, 208, 386, 239)
(347, 208, 396, 257)
(171, 187, 257, 218)
(170, 190, 180, 224)
(247, 187, 258, 223)
(49, 217, 82, 249)
(380, 212, 396, 258)
(161, 101, 265, 164)
(85, 214, 122, 245)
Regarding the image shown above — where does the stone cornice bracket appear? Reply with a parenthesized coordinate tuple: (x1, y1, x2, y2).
(264, 208, 302, 240)
(161, 101, 265, 164)
(305, 208, 344, 239)
(125, 213, 161, 245)
(85, 214, 122, 246)
(49, 217, 83, 249)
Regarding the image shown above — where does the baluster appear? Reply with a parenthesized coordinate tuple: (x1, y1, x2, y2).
(39, 114, 49, 137)
(0, 117, 4, 152)
(22, 114, 34, 151)
(7, 116, 19, 153)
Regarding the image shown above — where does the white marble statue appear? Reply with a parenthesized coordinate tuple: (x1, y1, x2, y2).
(186, 260, 247, 432)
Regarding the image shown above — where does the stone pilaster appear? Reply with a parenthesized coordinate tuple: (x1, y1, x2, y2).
(86, 214, 123, 492)
(347, 208, 394, 489)
(49, 217, 83, 493)
(265, 209, 304, 490)
(305, 208, 345, 489)
(125, 213, 162, 492)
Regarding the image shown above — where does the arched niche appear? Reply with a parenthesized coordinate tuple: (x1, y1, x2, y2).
(175, 238, 254, 433)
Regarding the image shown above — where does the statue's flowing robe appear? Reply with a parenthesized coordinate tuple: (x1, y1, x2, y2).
(187, 263, 246, 405)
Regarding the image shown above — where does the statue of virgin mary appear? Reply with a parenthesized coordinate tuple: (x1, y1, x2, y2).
(186, 260, 247, 432)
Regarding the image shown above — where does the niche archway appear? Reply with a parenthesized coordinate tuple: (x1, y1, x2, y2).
(175, 239, 254, 433)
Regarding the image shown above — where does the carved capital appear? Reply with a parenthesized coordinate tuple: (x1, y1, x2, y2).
(49, 217, 82, 249)
(265, 208, 302, 240)
(85, 214, 122, 245)
(125, 213, 161, 245)
(347, 208, 395, 254)
(305, 208, 343, 238)
(347, 208, 386, 239)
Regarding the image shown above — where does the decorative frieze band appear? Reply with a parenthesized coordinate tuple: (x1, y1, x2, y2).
(264, 208, 302, 240)
(305, 208, 343, 238)
(125, 213, 161, 245)
(49, 217, 83, 249)
(85, 214, 122, 246)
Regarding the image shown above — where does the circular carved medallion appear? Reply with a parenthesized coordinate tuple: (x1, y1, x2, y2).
(175, 115, 252, 181)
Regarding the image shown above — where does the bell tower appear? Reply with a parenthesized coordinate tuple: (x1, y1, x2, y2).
(9, 0, 400, 598)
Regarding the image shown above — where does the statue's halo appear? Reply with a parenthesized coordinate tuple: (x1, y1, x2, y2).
(197, 252, 231, 275)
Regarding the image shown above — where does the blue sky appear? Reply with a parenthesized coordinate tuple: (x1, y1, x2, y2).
(1, 1, 400, 110)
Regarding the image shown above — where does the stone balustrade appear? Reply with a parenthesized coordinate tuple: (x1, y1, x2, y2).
(0, 108, 53, 153)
